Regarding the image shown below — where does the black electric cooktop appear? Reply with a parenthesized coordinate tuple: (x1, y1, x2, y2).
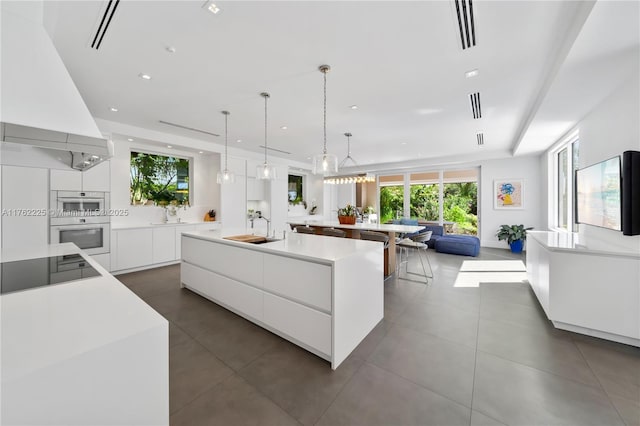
(0, 254, 101, 295)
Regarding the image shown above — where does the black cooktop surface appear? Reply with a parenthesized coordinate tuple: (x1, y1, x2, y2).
(0, 254, 101, 295)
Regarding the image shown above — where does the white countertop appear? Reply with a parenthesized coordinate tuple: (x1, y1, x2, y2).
(528, 231, 640, 259)
(112, 220, 220, 230)
(1, 243, 167, 382)
(286, 219, 424, 234)
(182, 229, 381, 263)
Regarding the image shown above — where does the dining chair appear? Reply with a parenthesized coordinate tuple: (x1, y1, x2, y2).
(397, 231, 433, 284)
(295, 226, 316, 234)
(322, 228, 346, 238)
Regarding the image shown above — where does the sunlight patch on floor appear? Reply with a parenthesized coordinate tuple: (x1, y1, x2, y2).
(454, 260, 527, 287)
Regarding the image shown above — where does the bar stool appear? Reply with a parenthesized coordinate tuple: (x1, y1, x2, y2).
(398, 231, 433, 284)
(322, 228, 346, 238)
(295, 226, 316, 234)
(360, 231, 390, 276)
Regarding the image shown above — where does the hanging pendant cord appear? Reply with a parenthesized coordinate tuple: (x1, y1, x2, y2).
(264, 94, 268, 164)
(223, 111, 229, 170)
(347, 134, 351, 156)
(323, 70, 327, 155)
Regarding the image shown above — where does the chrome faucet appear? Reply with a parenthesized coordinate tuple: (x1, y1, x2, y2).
(254, 213, 271, 237)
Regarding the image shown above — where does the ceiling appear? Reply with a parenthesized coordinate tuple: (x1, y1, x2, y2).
(41, 1, 639, 170)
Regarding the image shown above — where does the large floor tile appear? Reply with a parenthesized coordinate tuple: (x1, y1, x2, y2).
(395, 300, 479, 348)
(117, 264, 181, 298)
(477, 318, 600, 387)
(193, 315, 282, 371)
(170, 374, 300, 426)
(348, 319, 393, 361)
(316, 363, 471, 426)
(163, 297, 237, 338)
(143, 287, 212, 316)
(470, 410, 506, 426)
(239, 341, 363, 425)
(576, 339, 640, 392)
(169, 337, 234, 414)
(479, 281, 537, 307)
(610, 394, 640, 426)
(369, 325, 476, 407)
(420, 285, 481, 314)
(473, 352, 624, 426)
(480, 296, 551, 333)
(169, 323, 192, 348)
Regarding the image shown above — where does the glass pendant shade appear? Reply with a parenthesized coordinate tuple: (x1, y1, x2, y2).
(216, 169, 235, 184)
(256, 163, 277, 180)
(312, 153, 338, 175)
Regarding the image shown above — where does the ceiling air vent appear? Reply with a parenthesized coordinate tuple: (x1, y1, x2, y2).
(259, 145, 291, 155)
(454, 0, 476, 50)
(476, 132, 484, 145)
(158, 120, 220, 137)
(90, 0, 121, 50)
(469, 92, 482, 119)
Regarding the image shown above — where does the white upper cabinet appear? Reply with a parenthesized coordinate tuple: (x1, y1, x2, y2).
(50, 160, 110, 192)
(50, 169, 82, 191)
(247, 177, 265, 200)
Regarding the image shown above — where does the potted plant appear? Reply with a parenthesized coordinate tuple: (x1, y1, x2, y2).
(496, 224, 533, 253)
(204, 209, 216, 222)
(338, 204, 357, 225)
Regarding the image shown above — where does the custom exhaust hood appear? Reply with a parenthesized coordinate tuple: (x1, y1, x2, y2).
(0, 2, 113, 171)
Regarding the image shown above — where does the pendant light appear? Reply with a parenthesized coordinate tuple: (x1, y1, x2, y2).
(216, 110, 235, 184)
(257, 92, 277, 180)
(312, 64, 338, 175)
(339, 132, 357, 167)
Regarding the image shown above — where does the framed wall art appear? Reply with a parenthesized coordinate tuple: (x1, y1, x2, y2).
(494, 179, 524, 209)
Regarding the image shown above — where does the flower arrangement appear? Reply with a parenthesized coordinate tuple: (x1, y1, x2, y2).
(338, 204, 357, 224)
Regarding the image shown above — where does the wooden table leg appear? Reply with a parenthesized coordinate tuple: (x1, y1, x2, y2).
(387, 231, 396, 275)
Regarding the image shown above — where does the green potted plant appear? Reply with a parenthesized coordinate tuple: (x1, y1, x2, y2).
(338, 204, 357, 225)
(496, 224, 533, 253)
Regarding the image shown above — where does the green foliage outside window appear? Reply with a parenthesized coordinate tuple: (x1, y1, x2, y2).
(130, 152, 189, 206)
(380, 181, 478, 235)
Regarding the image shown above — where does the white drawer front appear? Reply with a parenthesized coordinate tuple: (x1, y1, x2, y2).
(263, 293, 331, 356)
(263, 254, 332, 312)
(181, 263, 263, 321)
(182, 236, 263, 288)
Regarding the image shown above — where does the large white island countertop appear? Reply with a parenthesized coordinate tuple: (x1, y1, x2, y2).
(181, 229, 384, 369)
(527, 230, 640, 258)
(1, 243, 169, 426)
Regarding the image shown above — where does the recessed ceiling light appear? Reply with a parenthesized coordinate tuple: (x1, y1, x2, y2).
(127, 138, 134, 142)
(138, 73, 152, 80)
(465, 69, 479, 78)
(236, 139, 242, 143)
(199, 151, 204, 154)
(416, 108, 443, 115)
(166, 46, 176, 53)
(401, 142, 407, 145)
(280, 126, 288, 130)
(167, 145, 173, 149)
(110, 107, 118, 112)
(202, 1, 220, 14)
(306, 157, 311, 160)
(350, 105, 358, 110)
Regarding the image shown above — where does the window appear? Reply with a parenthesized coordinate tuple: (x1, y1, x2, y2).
(379, 175, 404, 223)
(409, 172, 439, 221)
(288, 174, 304, 203)
(130, 151, 190, 205)
(550, 134, 579, 231)
(443, 169, 478, 235)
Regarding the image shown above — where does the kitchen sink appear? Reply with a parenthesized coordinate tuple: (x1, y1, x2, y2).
(249, 238, 282, 244)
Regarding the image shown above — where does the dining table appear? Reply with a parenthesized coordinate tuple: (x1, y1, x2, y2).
(286, 220, 425, 276)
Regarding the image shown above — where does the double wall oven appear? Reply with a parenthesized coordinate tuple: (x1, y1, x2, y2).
(50, 191, 110, 255)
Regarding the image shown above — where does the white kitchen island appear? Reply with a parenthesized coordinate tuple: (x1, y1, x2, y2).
(180, 230, 384, 369)
(0, 243, 169, 426)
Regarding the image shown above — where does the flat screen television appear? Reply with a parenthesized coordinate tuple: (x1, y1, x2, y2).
(575, 156, 622, 231)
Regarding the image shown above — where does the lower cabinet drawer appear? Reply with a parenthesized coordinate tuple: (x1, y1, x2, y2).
(263, 292, 331, 356)
(181, 263, 263, 321)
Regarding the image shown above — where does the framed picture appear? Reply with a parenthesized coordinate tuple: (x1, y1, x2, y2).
(494, 179, 524, 209)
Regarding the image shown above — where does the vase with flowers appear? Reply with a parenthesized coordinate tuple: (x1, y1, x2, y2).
(338, 204, 357, 225)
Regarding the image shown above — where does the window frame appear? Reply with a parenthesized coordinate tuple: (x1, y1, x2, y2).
(129, 150, 192, 206)
(548, 131, 579, 232)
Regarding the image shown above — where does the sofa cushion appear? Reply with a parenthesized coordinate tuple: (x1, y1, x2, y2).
(435, 235, 480, 257)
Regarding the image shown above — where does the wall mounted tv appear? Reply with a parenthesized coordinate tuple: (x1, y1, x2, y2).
(575, 156, 622, 231)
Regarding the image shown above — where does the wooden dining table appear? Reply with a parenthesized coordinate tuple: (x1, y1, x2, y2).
(286, 220, 425, 277)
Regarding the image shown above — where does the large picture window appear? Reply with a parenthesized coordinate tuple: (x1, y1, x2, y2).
(130, 151, 190, 205)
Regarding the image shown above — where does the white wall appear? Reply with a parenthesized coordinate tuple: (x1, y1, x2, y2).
(479, 155, 544, 248)
(569, 73, 639, 253)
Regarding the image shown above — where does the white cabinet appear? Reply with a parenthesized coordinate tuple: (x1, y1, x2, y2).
(175, 225, 196, 260)
(152, 227, 176, 264)
(91, 253, 111, 271)
(1, 165, 49, 249)
(50, 161, 110, 192)
(113, 228, 153, 271)
(50, 169, 82, 191)
(81, 161, 110, 192)
(247, 177, 265, 200)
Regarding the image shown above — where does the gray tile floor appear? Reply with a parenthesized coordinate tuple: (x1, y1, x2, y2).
(117, 247, 640, 426)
